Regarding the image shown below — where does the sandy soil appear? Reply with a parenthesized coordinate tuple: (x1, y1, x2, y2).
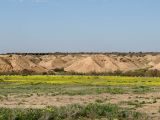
(0, 92, 160, 119)
(1, 54, 160, 73)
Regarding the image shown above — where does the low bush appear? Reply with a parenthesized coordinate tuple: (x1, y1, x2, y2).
(0, 103, 148, 120)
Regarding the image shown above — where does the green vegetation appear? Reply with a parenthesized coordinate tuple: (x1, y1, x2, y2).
(0, 75, 159, 96)
(1, 75, 160, 86)
(2, 69, 160, 77)
(0, 75, 159, 119)
(0, 103, 148, 120)
(68, 69, 160, 77)
(0, 84, 126, 96)
(132, 86, 153, 93)
(120, 100, 145, 109)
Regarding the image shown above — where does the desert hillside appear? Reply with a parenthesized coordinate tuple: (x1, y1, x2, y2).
(0, 53, 160, 74)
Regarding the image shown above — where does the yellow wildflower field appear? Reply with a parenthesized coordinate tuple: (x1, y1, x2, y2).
(0, 75, 160, 86)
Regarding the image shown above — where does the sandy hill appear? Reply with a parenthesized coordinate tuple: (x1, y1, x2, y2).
(0, 57, 12, 72)
(0, 53, 160, 74)
(65, 56, 104, 73)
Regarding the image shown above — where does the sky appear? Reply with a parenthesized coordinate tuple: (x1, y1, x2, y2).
(0, 0, 160, 53)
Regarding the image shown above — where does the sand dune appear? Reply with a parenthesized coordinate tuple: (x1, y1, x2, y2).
(0, 53, 160, 74)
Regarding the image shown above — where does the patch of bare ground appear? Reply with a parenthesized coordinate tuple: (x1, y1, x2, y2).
(0, 92, 160, 119)
(1, 54, 160, 74)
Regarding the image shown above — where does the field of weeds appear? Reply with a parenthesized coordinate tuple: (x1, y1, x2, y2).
(0, 75, 160, 120)
(1, 75, 160, 86)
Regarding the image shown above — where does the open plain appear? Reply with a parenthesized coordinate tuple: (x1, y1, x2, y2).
(0, 75, 160, 120)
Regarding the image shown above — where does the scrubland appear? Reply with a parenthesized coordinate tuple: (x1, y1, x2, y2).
(0, 75, 160, 120)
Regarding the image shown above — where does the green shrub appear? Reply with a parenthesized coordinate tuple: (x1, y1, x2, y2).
(0, 103, 147, 120)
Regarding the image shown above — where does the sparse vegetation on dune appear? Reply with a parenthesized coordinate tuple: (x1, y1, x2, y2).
(1, 53, 160, 76)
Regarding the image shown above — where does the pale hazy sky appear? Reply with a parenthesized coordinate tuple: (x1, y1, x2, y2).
(0, 0, 160, 53)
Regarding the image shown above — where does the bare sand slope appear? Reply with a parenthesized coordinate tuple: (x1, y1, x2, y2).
(0, 53, 160, 73)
